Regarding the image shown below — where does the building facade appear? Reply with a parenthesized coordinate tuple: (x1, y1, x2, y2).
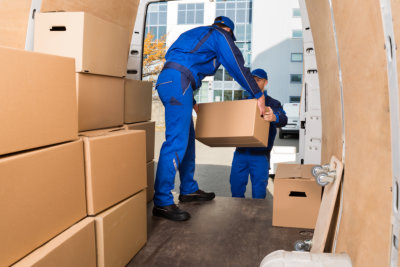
(144, 0, 303, 105)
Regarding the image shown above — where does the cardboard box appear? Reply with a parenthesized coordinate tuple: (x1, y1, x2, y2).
(81, 129, 146, 215)
(124, 121, 155, 162)
(95, 190, 147, 267)
(195, 99, 270, 147)
(147, 161, 155, 202)
(272, 164, 322, 229)
(124, 79, 153, 124)
(77, 73, 124, 132)
(13, 218, 96, 267)
(34, 12, 129, 77)
(0, 141, 87, 266)
(0, 46, 78, 156)
(40, 0, 140, 44)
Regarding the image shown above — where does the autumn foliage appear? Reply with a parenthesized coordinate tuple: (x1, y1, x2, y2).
(143, 31, 167, 81)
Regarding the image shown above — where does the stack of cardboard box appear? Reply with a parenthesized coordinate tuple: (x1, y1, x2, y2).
(0, 10, 150, 267)
(123, 79, 155, 203)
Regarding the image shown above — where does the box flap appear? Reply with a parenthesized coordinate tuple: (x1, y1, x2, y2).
(275, 164, 315, 180)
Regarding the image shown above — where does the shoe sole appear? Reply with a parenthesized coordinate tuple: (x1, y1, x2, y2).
(179, 195, 216, 203)
(152, 210, 191, 221)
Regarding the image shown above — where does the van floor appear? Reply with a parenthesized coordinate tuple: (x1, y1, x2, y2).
(128, 196, 310, 267)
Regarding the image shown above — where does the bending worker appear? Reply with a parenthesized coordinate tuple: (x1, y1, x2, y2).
(230, 69, 288, 199)
(153, 16, 267, 221)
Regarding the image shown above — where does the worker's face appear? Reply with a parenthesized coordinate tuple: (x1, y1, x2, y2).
(254, 76, 268, 91)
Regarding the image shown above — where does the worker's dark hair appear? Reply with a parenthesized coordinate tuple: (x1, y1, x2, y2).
(213, 16, 226, 28)
(214, 23, 226, 28)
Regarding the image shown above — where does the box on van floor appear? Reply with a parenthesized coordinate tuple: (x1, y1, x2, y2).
(272, 163, 322, 229)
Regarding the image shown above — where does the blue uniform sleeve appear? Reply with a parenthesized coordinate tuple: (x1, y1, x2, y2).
(267, 97, 287, 128)
(212, 28, 263, 99)
(272, 106, 287, 128)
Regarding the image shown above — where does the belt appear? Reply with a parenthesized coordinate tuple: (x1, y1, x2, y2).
(236, 148, 269, 155)
(162, 61, 198, 90)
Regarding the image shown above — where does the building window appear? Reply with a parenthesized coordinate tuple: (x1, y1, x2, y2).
(194, 82, 210, 103)
(290, 96, 301, 103)
(177, 3, 204, 25)
(293, 8, 301, 17)
(290, 74, 303, 83)
(145, 2, 167, 40)
(292, 30, 303, 38)
(291, 53, 303, 62)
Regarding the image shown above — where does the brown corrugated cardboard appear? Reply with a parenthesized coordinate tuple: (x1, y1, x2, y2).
(40, 0, 140, 44)
(12, 218, 96, 267)
(95, 190, 147, 267)
(147, 161, 155, 202)
(0, 141, 87, 266)
(81, 129, 146, 215)
(76, 73, 124, 132)
(124, 79, 153, 123)
(272, 164, 322, 229)
(195, 99, 270, 147)
(0, 0, 31, 49)
(0, 46, 78, 156)
(124, 121, 155, 162)
(34, 12, 129, 77)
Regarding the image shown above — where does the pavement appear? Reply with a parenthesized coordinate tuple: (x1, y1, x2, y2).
(154, 129, 299, 198)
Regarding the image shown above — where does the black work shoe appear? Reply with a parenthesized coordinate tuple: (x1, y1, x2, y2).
(153, 204, 190, 221)
(179, 189, 216, 202)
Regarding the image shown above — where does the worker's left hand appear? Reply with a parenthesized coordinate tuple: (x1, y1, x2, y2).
(193, 104, 199, 114)
(264, 107, 276, 122)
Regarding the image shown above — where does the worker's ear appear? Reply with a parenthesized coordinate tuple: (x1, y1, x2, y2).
(264, 80, 268, 87)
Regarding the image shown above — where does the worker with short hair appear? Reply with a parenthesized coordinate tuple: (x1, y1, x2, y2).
(229, 69, 288, 199)
(154, 17, 268, 221)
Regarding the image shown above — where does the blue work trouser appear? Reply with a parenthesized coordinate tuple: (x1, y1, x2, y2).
(154, 69, 199, 207)
(229, 150, 269, 199)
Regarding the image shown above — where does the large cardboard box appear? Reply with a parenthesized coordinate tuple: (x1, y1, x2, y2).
(272, 164, 322, 229)
(124, 79, 153, 124)
(13, 218, 96, 267)
(81, 129, 146, 215)
(34, 12, 129, 77)
(195, 99, 270, 147)
(147, 161, 155, 202)
(95, 190, 147, 267)
(125, 121, 155, 162)
(40, 0, 140, 44)
(77, 73, 124, 132)
(0, 141, 87, 266)
(0, 46, 78, 156)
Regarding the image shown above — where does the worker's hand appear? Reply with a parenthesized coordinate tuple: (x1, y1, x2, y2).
(264, 107, 276, 122)
(193, 104, 199, 114)
(257, 95, 266, 117)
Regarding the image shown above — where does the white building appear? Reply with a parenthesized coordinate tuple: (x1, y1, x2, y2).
(144, 0, 303, 104)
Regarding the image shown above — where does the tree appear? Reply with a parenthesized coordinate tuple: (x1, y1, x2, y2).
(142, 31, 167, 82)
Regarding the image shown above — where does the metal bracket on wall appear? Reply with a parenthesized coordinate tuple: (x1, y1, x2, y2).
(379, 1, 400, 266)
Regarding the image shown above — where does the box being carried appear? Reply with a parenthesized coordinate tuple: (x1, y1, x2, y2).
(195, 99, 270, 147)
(272, 164, 322, 229)
(34, 12, 129, 77)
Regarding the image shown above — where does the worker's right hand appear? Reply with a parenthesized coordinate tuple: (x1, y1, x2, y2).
(257, 94, 266, 117)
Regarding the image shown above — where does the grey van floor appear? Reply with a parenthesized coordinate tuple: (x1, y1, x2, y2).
(127, 196, 310, 267)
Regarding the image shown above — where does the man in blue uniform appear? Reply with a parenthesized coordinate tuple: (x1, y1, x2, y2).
(153, 17, 268, 221)
(229, 69, 288, 199)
